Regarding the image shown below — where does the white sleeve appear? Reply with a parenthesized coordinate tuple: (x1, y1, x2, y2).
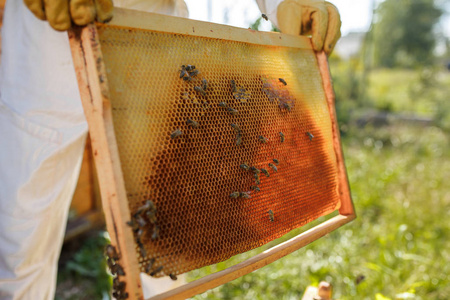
(114, 0, 189, 18)
(255, 0, 284, 28)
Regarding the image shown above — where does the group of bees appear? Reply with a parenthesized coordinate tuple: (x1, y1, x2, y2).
(235, 158, 280, 221)
(172, 64, 314, 223)
(153, 63, 315, 279)
(261, 78, 292, 111)
(170, 65, 210, 139)
(231, 79, 251, 102)
(105, 245, 128, 299)
(125, 200, 178, 280)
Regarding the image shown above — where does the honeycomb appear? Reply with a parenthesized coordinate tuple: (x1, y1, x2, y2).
(97, 23, 341, 278)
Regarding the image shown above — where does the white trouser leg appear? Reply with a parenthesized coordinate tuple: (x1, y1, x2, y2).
(0, 101, 88, 300)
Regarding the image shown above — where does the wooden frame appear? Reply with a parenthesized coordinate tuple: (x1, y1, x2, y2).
(69, 8, 355, 300)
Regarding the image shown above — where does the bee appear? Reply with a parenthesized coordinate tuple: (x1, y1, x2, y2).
(139, 247, 147, 258)
(202, 78, 208, 90)
(279, 78, 287, 85)
(113, 277, 125, 290)
(126, 219, 139, 231)
(355, 274, 366, 285)
(115, 280, 126, 292)
(251, 186, 260, 192)
(138, 241, 147, 258)
(113, 292, 128, 300)
(230, 191, 240, 199)
(283, 103, 292, 111)
(136, 228, 143, 238)
(268, 163, 278, 172)
(145, 258, 155, 274)
(230, 80, 237, 93)
(306, 132, 314, 141)
(235, 133, 242, 146)
(135, 199, 155, 215)
(107, 258, 114, 269)
(183, 65, 195, 72)
(169, 273, 178, 281)
(187, 119, 199, 128)
(194, 86, 206, 96)
(170, 129, 183, 139)
(262, 13, 268, 21)
(261, 168, 270, 177)
(151, 225, 160, 240)
(240, 192, 251, 199)
(179, 68, 188, 79)
(254, 173, 261, 185)
(258, 136, 268, 144)
(146, 210, 157, 224)
(135, 214, 147, 227)
(268, 210, 274, 222)
(113, 263, 126, 276)
(250, 166, 260, 174)
(105, 245, 119, 260)
(231, 123, 241, 133)
(279, 132, 285, 143)
(273, 159, 279, 165)
(182, 75, 192, 82)
(189, 69, 199, 77)
(219, 102, 228, 108)
(240, 163, 249, 171)
(150, 266, 163, 277)
(227, 107, 238, 115)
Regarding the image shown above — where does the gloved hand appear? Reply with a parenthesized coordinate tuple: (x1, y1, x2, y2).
(277, 0, 341, 55)
(23, 0, 114, 31)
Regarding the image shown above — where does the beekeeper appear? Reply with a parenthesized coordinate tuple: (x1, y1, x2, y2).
(0, 0, 340, 299)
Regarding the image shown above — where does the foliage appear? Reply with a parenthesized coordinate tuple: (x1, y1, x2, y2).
(328, 55, 369, 127)
(249, 17, 263, 31)
(372, 0, 443, 68)
(56, 232, 112, 300)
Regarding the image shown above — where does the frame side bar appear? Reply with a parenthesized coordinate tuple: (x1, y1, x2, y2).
(316, 51, 355, 217)
(149, 215, 352, 300)
(68, 24, 144, 300)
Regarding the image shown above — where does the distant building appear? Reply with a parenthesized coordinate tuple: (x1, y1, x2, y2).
(334, 32, 366, 60)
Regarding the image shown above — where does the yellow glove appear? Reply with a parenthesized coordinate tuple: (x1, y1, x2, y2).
(277, 0, 341, 55)
(23, 0, 114, 31)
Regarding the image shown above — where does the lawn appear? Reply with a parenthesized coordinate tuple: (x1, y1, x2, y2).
(56, 67, 450, 299)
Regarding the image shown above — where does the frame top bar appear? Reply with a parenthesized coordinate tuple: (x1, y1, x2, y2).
(105, 7, 312, 49)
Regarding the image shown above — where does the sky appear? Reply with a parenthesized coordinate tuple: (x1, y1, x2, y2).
(185, 0, 449, 38)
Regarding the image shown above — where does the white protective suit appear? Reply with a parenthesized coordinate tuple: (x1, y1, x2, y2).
(0, 0, 317, 298)
(0, 1, 188, 299)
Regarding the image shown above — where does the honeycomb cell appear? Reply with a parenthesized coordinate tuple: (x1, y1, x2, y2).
(98, 24, 341, 278)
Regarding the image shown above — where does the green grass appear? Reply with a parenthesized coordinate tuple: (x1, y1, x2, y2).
(56, 232, 112, 300)
(366, 69, 450, 118)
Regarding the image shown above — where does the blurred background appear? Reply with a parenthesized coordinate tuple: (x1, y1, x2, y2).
(5, 0, 443, 299)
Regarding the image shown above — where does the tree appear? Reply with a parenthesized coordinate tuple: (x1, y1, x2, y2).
(373, 0, 442, 68)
